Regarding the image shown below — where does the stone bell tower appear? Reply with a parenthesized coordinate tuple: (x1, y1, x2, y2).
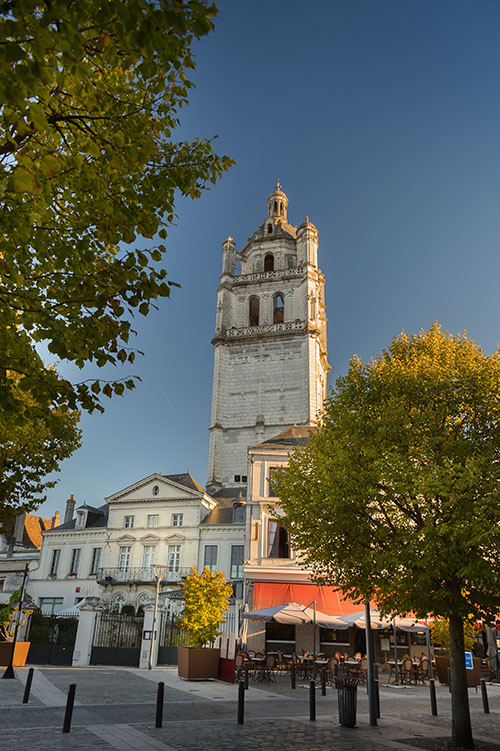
(207, 184, 330, 493)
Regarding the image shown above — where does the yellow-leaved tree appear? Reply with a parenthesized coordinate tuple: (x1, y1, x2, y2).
(180, 567, 233, 648)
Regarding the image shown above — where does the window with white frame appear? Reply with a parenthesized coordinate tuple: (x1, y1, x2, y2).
(267, 467, 280, 497)
(39, 597, 63, 615)
(69, 548, 81, 575)
(118, 546, 131, 570)
(172, 514, 183, 527)
(142, 545, 156, 570)
(203, 545, 218, 572)
(75, 510, 86, 529)
(49, 549, 61, 576)
(147, 514, 159, 528)
(268, 520, 290, 558)
(90, 547, 102, 575)
(230, 545, 244, 579)
(123, 516, 134, 528)
(168, 545, 180, 571)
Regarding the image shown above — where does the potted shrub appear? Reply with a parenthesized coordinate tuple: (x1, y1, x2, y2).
(0, 589, 33, 667)
(177, 567, 233, 680)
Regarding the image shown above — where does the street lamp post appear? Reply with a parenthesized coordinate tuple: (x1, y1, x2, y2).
(2, 562, 30, 680)
(392, 618, 400, 685)
(364, 601, 377, 727)
(425, 617, 433, 680)
(148, 565, 168, 671)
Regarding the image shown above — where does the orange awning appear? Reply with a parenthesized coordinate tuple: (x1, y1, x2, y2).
(253, 582, 377, 617)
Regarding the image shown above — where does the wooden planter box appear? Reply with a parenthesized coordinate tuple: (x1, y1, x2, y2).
(435, 655, 481, 686)
(0, 641, 30, 667)
(177, 646, 220, 680)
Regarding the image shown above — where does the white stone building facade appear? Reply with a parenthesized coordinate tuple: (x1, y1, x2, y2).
(28, 473, 245, 621)
(207, 184, 330, 493)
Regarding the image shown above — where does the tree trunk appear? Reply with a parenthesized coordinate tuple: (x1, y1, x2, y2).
(448, 613, 474, 749)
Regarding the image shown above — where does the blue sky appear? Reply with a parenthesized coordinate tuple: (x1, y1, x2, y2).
(39, 0, 500, 519)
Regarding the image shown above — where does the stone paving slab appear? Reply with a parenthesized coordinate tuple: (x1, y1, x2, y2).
(1, 667, 499, 751)
(37, 667, 166, 705)
(0, 674, 43, 706)
(1, 726, 116, 751)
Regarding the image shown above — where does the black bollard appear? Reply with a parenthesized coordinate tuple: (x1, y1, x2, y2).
(62, 683, 76, 733)
(481, 678, 490, 714)
(244, 662, 249, 691)
(23, 668, 34, 704)
(291, 661, 296, 690)
(321, 668, 326, 696)
(237, 680, 245, 724)
(430, 678, 438, 716)
(374, 678, 380, 719)
(309, 680, 316, 721)
(155, 681, 164, 728)
(447, 668, 452, 693)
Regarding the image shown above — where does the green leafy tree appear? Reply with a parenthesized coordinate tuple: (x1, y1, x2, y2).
(0, 373, 81, 530)
(0, 0, 233, 431)
(273, 324, 500, 750)
(180, 566, 232, 648)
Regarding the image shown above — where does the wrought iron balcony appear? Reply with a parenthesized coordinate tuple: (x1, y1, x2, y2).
(96, 567, 190, 585)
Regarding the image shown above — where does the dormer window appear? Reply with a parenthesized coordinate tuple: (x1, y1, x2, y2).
(75, 510, 87, 529)
(233, 504, 245, 524)
(267, 224, 272, 234)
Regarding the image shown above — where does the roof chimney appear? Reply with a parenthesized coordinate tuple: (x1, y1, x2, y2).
(51, 511, 60, 529)
(64, 495, 76, 524)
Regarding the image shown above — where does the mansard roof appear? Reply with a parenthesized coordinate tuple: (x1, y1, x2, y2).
(164, 472, 205, 494)
(48, 504, 109, 531)
(22, 514, 56, 548)
(201, 497, 234, 525)
(201, 493, 246, 525)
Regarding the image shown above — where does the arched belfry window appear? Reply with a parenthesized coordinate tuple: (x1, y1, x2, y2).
(267, 223, 272, 234)
(274, 200, 278, 213)
(264, 253, 274, 272)
(273, 293, 284, 324)
(280, 203, 284, 216)
(249, 296, 260, 327)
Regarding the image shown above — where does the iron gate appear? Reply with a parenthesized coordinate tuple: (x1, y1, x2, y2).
(90, 612, 143, 667)
(27, 611, 78, 665)
(157, 612, 188, 665)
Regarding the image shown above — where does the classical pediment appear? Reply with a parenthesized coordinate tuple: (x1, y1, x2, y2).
(105, 472, 212, 505)
(165, 533, 185, 542)
(140, 534, 160, 542)
(115, 534, 136, 542)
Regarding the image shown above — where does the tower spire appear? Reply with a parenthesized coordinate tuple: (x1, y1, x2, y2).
(267, 182, 288, 221)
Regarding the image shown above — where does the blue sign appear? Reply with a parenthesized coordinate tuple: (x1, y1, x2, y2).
(464, 651, 474, 670)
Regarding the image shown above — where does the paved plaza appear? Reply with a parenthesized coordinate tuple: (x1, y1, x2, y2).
(0, 666, 499, 750)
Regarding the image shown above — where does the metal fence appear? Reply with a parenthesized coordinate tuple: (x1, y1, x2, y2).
(219, 611, 237, 638)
